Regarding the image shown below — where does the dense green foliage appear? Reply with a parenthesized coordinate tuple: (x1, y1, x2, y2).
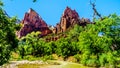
(78, 14, 120, 67)
(0, 2, 18, 65)
(17, 32, 52, 58)
(16, 14, 120, 67)
(17, 31, 79, 59)
(1, 0, 120, 67)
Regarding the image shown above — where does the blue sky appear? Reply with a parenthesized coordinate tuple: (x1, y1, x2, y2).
(2, 0, 120, 26)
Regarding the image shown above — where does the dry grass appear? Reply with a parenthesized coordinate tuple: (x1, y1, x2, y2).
(66, 56, 77, 62)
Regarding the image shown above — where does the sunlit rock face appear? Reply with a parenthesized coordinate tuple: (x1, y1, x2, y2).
(17, 8, 52, 38)
(53, 6, 91, 34)
(16, 7, 92, 38)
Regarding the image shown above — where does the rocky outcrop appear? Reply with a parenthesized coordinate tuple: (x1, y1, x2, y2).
(17, 7, 91, 38)
(53, 7, 79, 34)
(53, 6, 91, 34)
(17, 8, 52, 38)
(79, 18, 91, 26)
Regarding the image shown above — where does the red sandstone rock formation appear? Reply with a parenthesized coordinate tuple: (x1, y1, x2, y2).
(17, 7, 91, 39)
(53, 6, 79, 33)
(17, 8, 52, 38)
(53, 6, 91, 34)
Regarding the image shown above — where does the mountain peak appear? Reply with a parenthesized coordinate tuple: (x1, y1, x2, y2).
(28, 8, 37, 14)
(17, 8, 52, 38)
(28, 8, 34, 13)
(63, 6, 79, 19)
(53, 6, 80, 34)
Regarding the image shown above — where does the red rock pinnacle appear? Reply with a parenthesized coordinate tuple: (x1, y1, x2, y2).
(17, 8, 52, 38)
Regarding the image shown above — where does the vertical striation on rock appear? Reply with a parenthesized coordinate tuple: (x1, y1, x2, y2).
(17, 8, 52, 38)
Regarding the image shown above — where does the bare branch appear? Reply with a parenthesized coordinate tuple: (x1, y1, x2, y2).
(90, 0, 103, 20)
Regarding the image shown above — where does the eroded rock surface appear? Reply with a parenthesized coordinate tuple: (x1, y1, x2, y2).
(17, 7, 91, 39)
(53, 6, 91, 34)
(17, 8, 52, 38)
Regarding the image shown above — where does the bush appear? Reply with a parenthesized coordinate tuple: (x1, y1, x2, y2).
(17, 32, 53, 58)
(55, 38, 79, 59)
(74, 54, 81, 62)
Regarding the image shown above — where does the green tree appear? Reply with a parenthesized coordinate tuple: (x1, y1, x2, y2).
(55, 37, 79, 59)
(18, 31, 41, 57)
(0, 1, 18, 65)
(78, 14, 120, 67)
(18, 31, 53, 58)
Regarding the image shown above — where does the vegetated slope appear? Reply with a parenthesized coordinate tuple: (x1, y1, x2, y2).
(15, 6, 120, 67)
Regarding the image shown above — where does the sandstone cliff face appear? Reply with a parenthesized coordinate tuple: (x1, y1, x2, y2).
(17, 7, 91, 38)
(17, 8, 52, 38)
(53, 6, 91, 34)
(53, 7, 79, 34)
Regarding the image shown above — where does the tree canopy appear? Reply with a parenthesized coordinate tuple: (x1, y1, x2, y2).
(0, 1, 18, 65)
